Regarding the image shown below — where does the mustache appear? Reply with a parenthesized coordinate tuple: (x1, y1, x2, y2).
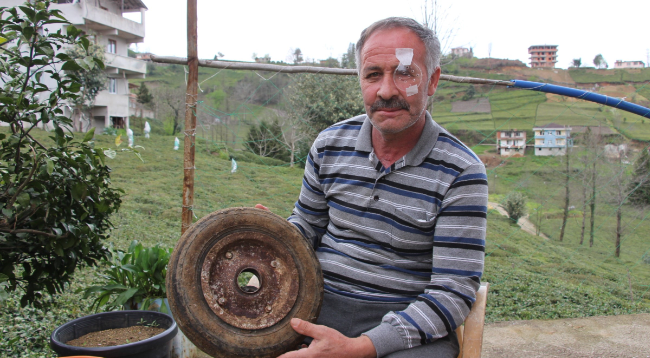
(370, 97, 410, 112)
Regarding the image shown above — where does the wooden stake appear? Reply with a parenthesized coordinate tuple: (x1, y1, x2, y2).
(181, 0, 198, 235)
(628, 268, 634, 304)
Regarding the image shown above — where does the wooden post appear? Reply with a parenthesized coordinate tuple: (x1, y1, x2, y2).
(182, 0, 198, 235)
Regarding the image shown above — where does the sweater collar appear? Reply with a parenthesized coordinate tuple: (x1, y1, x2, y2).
(355, 111, 439, 167)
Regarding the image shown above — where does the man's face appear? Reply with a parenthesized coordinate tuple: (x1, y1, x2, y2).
(359, 27, 440, 135)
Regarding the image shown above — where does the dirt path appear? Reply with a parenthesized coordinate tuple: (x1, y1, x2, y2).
(488, 201, 550, 240)
(194, 314, 650, 357)
(482, 313, 650, 357)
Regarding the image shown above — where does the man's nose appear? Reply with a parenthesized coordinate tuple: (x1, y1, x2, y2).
(376, 72, 400, 100)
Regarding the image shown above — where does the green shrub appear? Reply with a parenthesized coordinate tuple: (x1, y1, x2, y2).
(501, 191, 528, 223)
(82, 241, 172, 313)
(0, 2, 123, 306)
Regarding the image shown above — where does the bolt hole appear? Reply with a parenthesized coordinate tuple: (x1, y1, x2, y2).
(237, 268, 261, 294)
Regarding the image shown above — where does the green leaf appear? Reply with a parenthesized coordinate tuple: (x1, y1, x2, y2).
(2, 208, 13, 218)
(93, 57, 105, 69)
(83, 127, 95, 142)
(61, 60, 82, 71)
(134, 151, 144, 163)
(71, 182, 86, 201)
(66, 24, 79, 37)
(18, 6, 36, 21)
(54, 246, 64, 257)
(46, 159, 54, 175)
(0, 97, 14, 105)
(74, 58, 89, 70)
(113, 287, 139, 307)
(83, 55, 95, 70)
(120, 264, 140, 274)
(80, 37, 90, 51)
(16, 192, 30, 207)
(103, 149, 116, 159)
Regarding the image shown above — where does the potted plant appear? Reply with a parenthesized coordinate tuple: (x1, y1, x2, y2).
(81, 240, 172, 313)
(78, 241, 197, 358)
(50, 310, 177, 358)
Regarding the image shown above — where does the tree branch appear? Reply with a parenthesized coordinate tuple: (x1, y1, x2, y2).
(5, 146, 40, 210)
(0, 228, 68, 239)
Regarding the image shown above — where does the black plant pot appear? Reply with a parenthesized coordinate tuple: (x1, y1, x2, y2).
(50, 310, 178, 358)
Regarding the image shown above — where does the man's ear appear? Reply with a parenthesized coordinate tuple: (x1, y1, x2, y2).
(427, 66, 442, 96)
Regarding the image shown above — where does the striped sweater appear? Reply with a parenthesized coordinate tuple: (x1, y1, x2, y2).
(288, 112, 488, 357)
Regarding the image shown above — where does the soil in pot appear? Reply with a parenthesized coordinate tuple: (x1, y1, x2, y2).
(66, 325, 166, 348)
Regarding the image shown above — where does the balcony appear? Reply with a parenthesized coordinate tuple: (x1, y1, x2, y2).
(105, 54, 146, 78)
(83, 4, 145, 42)
(500, 134, 526, 139)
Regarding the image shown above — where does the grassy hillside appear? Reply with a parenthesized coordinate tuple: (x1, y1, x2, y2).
(429, 59, 650, 141)
(2, 127, 649, 356)
(132, 59, 650, 144)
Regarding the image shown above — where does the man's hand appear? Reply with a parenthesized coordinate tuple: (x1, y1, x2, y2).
(277, 318, 377, 358)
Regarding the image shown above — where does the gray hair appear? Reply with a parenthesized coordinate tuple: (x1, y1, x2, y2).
(355, 17, 441, 76)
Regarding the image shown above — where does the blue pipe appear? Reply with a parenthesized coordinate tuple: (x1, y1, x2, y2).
(510, 80, 650, 119)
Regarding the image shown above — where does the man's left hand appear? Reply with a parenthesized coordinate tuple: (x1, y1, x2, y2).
(277, 318, 377, 358)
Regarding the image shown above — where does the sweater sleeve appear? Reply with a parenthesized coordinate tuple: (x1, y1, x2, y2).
(363, 162, 488, 357)
(287, 140, 330, 247)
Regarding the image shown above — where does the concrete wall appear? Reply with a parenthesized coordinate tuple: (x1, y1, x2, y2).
(535, 147, 568, 156)
(500, 147, 525, 157)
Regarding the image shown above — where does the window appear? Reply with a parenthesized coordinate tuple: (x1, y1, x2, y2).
(556, 130, 562, 135)
(107, 39, 116, 54)
(538, 148, 541, 151)
(109, 78, 116, 94)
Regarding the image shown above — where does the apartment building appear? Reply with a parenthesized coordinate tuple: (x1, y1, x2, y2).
(6, 0, 147, 131)
(451, 47, 472, 58)
(528, 45, 558, 68)
(614, 60, 645, 69)
(496, 130, 527, 157)
(533, 123, 573, 156)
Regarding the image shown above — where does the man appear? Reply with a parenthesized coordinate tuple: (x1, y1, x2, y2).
(272, 17, 488, 358)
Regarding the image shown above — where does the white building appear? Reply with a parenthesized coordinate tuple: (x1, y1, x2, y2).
(5, 0, 148, 131)
(614, 60, 645, 69)
(451, 47, 472, 58)
(496, 130, 526, 157)
(533, 123, 573, 156)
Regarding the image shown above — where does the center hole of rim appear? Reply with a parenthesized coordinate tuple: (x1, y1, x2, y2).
(237, 268, 261, 294)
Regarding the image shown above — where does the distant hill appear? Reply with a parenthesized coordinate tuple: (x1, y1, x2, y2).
(432, 57, 650, 141)
(131, 58, 650, 142)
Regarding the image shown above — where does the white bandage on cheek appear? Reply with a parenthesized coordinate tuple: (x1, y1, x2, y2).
(395, 48, 419, 97)
(406, 85, 418, 96)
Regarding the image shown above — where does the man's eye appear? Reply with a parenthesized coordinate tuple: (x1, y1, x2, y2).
(366, 72, 380, 79)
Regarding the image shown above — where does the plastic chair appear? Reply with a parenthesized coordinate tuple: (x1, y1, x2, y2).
(455, 282, 489, 358)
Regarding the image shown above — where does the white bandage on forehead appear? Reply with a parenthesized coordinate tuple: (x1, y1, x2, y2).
(394, 48, 419, 97)
(395, 48, 413, 66)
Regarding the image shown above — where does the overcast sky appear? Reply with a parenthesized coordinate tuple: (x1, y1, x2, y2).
(127, 0, 650, 70)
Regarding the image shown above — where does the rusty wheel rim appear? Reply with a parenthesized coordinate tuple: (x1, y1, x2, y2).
(201, 229, 299, 330)
(167, 207, 323, 358)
